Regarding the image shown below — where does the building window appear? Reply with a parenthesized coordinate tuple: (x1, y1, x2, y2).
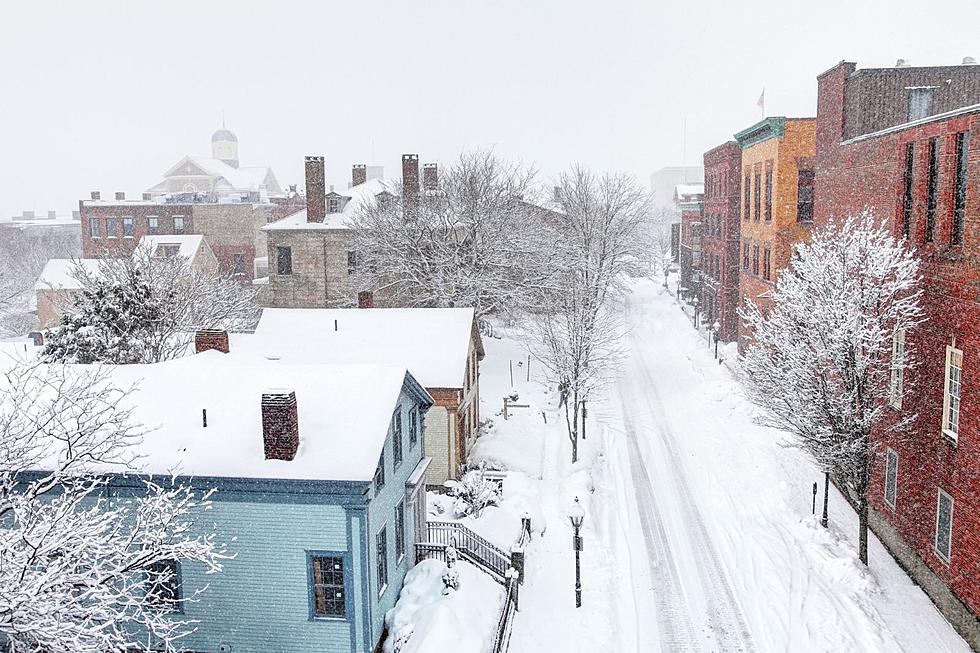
(122, 217, 134, 238)
(347, 250, 357, 276)
(890, 329, 906, 409)
(409, 409, 419, 448)
(392, 410, 403, 469)
(88, 217, 100, 238)
(742, 241, 749, 271)
(310, 555, 346, 618)
(753, 171, 761, 221)
(797, 170, 815, 223)
(145, 559, 181, 613)
(374, 453, 386, 494)
(752, 243, 760, 276)
(173, 216, 185, 235)
(908, 87, 935, 122)
(376, 526, 389, 596)
(764, 165, 773, 222)
(902, 143, 915, 240)
(265, 206, 276, 224)
(148, 216, 159, 235)
(395, 501, 406, 562)
(744, 174, 751, 221)
(953, 132, 969, 245)
(884, 449, 899, 509)
(925, 137, 939, 242)
(156, 244, 181, 258)
(276, 246, 293, 276)
(233, 253, 246, 275)
(763, 243, 771, 281)
(942, 346, 963, 442)
(106, 216, 118, 238)
(935, 488, 953, 563)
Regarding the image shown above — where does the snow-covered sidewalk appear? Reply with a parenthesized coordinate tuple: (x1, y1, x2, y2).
(607, 278, 970, 652)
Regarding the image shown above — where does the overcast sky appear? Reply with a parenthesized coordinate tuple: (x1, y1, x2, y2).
(2, 0, 978, 218)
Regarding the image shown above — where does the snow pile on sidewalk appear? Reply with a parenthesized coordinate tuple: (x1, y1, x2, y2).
(383, 559, 504, 653)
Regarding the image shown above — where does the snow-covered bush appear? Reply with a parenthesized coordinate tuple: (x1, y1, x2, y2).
(443, 464, 501, 518)
(441, 547, 461, 595)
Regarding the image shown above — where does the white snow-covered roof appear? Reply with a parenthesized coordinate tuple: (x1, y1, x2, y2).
(148, 156, 280, 196)
(674, 183, 704, 198)
(139, 234, 204, 260)
(235, 307, 478, 389)
(35, 259, 101, 291)
(11, 353, 423, 482)
(263, 178, 391, 232)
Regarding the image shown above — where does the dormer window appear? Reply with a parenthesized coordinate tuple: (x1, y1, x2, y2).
(328, 197, 340, 214)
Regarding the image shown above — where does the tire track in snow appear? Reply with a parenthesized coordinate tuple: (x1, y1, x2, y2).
(618, 324, 755, 652)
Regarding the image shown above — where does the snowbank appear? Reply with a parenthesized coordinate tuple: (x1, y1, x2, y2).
(383, 559, 504, 653)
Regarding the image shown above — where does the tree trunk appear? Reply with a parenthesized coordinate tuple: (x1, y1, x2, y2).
(565, 388, 579, 464)
(858, 497, 869, 565)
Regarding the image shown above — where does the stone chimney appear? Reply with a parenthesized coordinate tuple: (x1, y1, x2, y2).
(402, 154, 420, 218)
(91, 191, 101, 201)
(358, 291, 374, 308)
(305, 156, 326, 223)
(422, 163, 438, 191)
(115, 191, 126, 201)
(261, 389, 299, 461)
(195, 329, 229, 354)
(352, 164, 367, 187)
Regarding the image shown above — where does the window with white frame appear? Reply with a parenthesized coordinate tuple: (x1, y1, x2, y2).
(942, 346, 963, 441)
(395, 501, 406, 562)
(890, 329, 906, 409)
(935, 488, 953, 562)
(884, 448, 898, 509)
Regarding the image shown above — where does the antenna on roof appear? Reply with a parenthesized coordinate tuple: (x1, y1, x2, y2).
(334, 319, 338, 332)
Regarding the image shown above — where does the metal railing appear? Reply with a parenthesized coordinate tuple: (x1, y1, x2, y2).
(491, 573, 520, 653)
(416, 521, 511, 581)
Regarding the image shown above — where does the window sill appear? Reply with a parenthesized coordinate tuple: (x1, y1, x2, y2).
(884, 500, 896, 512)
(378, 583, 389, 599)
(934, 548, 951, 566)
(888, 402, 902, 411)
(941, 430, 958, 446)
(310, 614, 348, 623)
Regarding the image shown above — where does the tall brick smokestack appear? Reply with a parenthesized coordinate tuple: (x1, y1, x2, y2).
(422, 163, 438, 191)
(305, 156, 326, 223)
(261, 389, 299, 461)
(402, 154, 420, 219)
(352, 164, 367, 187)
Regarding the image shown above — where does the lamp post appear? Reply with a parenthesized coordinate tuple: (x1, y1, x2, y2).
(712, 321, 721, 359)
(569, 497, 585, 608)
(692, 296, 700, 330)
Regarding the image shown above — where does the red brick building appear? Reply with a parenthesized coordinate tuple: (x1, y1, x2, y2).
(701, 142, 742, 341)
(816, 59, 980, 647)
(676, 184, 704, 304)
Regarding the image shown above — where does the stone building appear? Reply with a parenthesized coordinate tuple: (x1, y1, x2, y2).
(700, 141, 742, 342)
(816, 58, 980, 648)
(734, 117, 816, 352)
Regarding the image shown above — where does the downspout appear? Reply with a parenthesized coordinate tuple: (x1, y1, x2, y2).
(323, 236, 329, 307)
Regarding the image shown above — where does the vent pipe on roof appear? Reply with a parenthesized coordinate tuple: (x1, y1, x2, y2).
(895, 59, 910, 68)
(964, 56, 978, 65)
(91, 191, 101, 201)
(115, 192, 126, 201)
(261, 389, 299, 461)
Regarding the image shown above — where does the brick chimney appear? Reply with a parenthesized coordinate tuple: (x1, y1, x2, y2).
(358, 291, 374, 308)
(352, 164, 367, 187)
(91, 191, 101, 201)
(115, 191, 125, 201)
(402, 154, 420, 218)
(422, 163, 438, 191)
(305, 156, 326, 223)
(195, 329, 229, 354)
(262, 389, 299, 461)
(142, 192, 152, 201)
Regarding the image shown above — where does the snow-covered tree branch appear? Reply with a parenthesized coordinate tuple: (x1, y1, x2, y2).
(739, 214, 924, 564)
(0, 362, 228, 652)
(348, 150, 563, 324)
(0, 228, 79, 337)
(40, 244, 259, 364)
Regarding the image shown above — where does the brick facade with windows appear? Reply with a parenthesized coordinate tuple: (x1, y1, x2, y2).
(701, 141, 742, 342)
(816, 59, 980, 647)
(734, 117, 816, 352)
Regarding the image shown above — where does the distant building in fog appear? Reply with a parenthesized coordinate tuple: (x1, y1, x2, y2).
(650, 166, 703, 213)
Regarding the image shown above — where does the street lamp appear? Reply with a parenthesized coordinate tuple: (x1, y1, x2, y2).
(712, 321, 721, 359)
(569, 497, 585, 608)
(692, 296, 700, 329)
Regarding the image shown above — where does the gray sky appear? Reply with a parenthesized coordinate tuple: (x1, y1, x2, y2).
(2, 0, 978, 217)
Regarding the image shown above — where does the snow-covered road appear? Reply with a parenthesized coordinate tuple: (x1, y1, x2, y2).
(604, 279, 971, 653)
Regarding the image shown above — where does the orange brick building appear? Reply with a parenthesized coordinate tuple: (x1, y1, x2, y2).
(734, 117, 816, 351)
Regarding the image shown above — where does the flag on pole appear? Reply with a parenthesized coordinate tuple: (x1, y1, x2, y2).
(757, 87, 765, 117)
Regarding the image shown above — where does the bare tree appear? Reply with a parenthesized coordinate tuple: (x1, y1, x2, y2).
(41, 244, 258, 364)
(348, 150, 562, 324)
(0, 362, 228, 652)
(638, 206, 675, 287)
(740, 214, 923, 564)
(0, 227, 79, 336)
(531, 167, 649, 462)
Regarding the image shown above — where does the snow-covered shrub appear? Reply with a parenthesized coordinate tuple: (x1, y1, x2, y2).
(390, 624, 415, 652)
(442, 548, 461, 595)
(443, 464, 501, 518)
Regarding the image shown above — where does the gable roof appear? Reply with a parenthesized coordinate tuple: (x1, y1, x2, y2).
(6, 353, 429, 483)
(154, 156, 280, 195)
(262, 178, 391, 232)
(140, 234, 204, 260)
(235, 307, 480, 389)
(35, 258, 102, 291)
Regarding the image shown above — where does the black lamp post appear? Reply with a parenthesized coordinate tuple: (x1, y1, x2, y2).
(569, 497, 585, 608)
(692, 296, 700, 330)
(712, 321, 721, 359)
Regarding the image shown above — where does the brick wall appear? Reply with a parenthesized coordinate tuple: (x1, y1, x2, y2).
(702, 141, 742, 341)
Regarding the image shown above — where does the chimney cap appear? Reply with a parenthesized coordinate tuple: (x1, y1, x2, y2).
(266, 387, 295, 396)
(402, 153, 419, 161)
(963, 56, 977, 65)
